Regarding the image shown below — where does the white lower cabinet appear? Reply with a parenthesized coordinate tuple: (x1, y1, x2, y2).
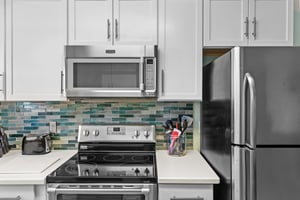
(159, 184, 213, 200)
(0, 185, 46, 200)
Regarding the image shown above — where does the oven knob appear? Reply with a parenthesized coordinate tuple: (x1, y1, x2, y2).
(93, 130, 100, 136)
(134, 168, 140, 176)
(134, 130, 140, 138)
(93, 169, 100, 176)
(84, 169, 90, 176)
(83, 130, 90, 136)
(144, 130, 150, 138)
(144, 168, 150, 176)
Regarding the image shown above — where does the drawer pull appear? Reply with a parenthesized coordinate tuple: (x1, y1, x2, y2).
(0, 196, 21, 200)
(170, 196, 203, 200)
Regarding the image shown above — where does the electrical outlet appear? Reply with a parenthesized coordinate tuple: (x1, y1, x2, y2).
(49, 121, 57, 133)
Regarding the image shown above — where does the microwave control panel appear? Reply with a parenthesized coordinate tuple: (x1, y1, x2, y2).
(144, 58, 156, 93)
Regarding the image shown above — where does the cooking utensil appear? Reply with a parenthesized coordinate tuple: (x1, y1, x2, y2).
(163, 120, 174, 133)
(181, 115, 193, 127)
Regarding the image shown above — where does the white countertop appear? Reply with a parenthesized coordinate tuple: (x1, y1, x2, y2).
(156, 150, 220, 184)
(0, 150, 219, 185)
(0, 150, 77, 185)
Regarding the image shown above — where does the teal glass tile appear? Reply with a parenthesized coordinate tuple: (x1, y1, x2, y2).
(141, 118, 156, 122)
(112, 118, 126, 122)
(119, 114, 134, 118)
(90, 114, 105, 118)
(60, 115, 75, 118)
(58, 122, 76, 126)
(0, 113, 8, 117)
(24, 126, 39, 130)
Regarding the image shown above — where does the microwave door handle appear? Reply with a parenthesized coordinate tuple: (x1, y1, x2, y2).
(140, 58, 145, 91)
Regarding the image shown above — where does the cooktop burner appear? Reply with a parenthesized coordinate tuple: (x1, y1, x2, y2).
(47, 125, 157, 184)
(47, 152, 156, 183)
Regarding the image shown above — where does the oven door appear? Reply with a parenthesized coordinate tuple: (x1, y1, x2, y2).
(66, 58, 145, 97)
(47, 184, 157, 200)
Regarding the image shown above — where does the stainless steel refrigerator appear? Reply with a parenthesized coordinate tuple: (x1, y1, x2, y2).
(201, 47, 300, 200)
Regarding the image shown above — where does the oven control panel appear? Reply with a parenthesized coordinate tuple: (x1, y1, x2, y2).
(78, 165, 155, 177)
(78, 125, 156, 143)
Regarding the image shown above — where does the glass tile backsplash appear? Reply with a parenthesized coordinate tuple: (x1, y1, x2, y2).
(0, 100, 193, 150)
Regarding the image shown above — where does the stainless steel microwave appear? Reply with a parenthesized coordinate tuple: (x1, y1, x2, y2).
(65, 45, 157, 98)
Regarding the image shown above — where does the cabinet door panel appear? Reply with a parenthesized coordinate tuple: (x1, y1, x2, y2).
(0, 185, 34, 200)
(114, 0, 157, 45)
(6, 0, 67, 101)
(159, 184, 213, 200)
(249, 0, 293, 46)
(158, 0, 202, 101)
(69, 0, 113, 44)
(204, 0, 248, 46)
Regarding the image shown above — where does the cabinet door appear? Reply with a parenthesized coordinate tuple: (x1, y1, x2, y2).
(68, 0, 113, 44)
(114, 0, 157, 45)
(248, 0, 293, 46)
(204, 0, 248, 46)
(0, 185, 35, 200)
(0, 0, 4, 100)
(158, 0, 202, 101)
(6, 0, 67, 101)
(159, 184, 213, 200)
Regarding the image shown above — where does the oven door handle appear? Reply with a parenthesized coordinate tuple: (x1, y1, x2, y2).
(51, 187, 150, 195)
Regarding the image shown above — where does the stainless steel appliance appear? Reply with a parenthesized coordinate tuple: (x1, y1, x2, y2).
(201, 47, 300, 200)
(22, 133, 51, 155)
(47, 124, 157, 200)
(65, 45, 157, 97)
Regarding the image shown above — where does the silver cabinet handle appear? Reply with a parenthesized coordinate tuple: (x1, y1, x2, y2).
(252, 17, 257, 39)
(107, 19, 111, 39)
(0, 73, 4, 92)
(0, 196, 21, 200)
(244, 17, 249, 38)
(60, 70, 64, 94)
(170, 197, 203, 200)
(115, 19, 119, 39)
(242, 73, 256, 149)
(161, 69, 165, 95)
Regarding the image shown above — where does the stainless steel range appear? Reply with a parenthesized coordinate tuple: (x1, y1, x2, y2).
(46, 124, 157, 200)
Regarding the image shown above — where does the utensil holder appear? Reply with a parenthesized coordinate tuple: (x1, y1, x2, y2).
(167, 134, 186, 156)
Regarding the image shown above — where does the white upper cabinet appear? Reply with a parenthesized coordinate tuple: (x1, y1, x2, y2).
(158, 0, 202, 101)
(68, 0, 157, 45)
(204, 0, 294, 46)
(0, 0, 4, 100)
(69, 0, 113, 45)
(6, 0, 67, 101)
(248, 0, 293, 46)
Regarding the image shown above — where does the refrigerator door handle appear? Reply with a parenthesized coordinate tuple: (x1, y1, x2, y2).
(245, 148, 256, 200)
(242, 73, 256, 149)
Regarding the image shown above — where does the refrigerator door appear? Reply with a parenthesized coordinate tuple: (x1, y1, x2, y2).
(241, 47, 300, 145)
(202, 50, 232, 200)
(244, 147, 300, 200)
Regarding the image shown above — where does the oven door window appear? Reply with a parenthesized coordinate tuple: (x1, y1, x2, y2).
(73, 62, 140, 89)
(57, 194, 145, 200)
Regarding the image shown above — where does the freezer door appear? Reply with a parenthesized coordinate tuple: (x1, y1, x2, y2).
(244, 147, 300, 200)
(242, 47, 300, 145)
